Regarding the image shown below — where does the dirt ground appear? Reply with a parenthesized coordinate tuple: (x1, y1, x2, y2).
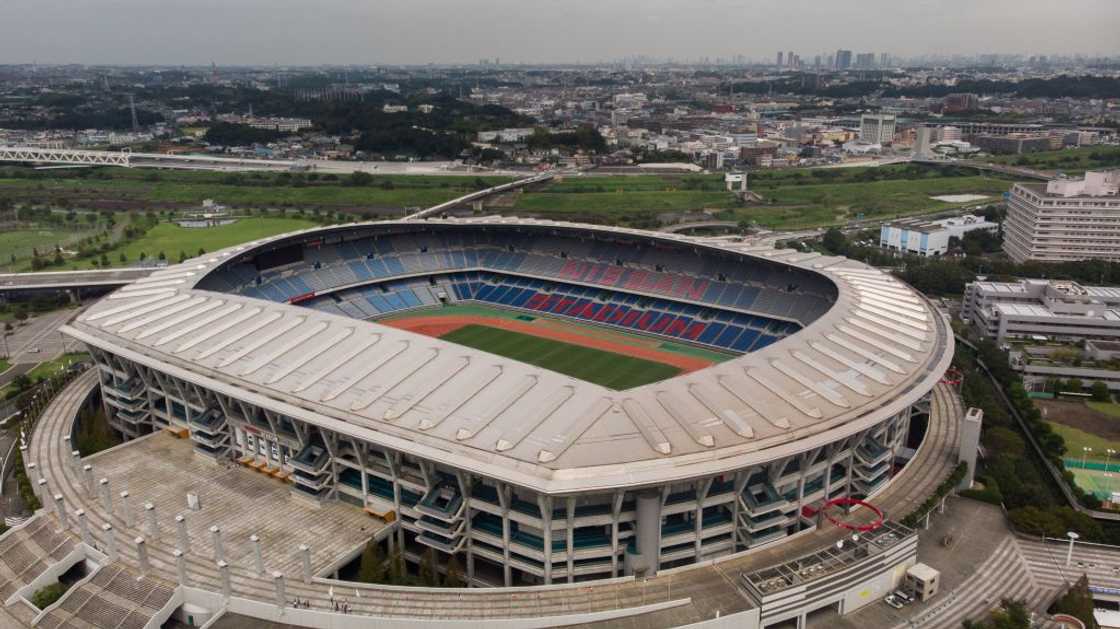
(381, 314, 715, 373)
(1036, 398, 1120, 440)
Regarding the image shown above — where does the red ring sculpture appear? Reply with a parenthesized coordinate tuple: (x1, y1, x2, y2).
(818, 497, 884, 532)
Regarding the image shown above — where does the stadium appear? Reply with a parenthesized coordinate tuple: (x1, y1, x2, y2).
(58, 217, 954, 596)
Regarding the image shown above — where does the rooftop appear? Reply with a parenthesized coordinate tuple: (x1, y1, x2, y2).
(65, 218, 953, 494)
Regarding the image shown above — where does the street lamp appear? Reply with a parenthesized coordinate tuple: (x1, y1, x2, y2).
(1107, 449, 1116, 476)
(1066, 531, 1080, 567)
(1082, 447, 1093, 469)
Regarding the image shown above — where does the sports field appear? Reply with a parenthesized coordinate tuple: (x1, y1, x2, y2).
(441, 324, 679, 389)
(1063, 459, 1120, 501)
(380, 304, 731, 389)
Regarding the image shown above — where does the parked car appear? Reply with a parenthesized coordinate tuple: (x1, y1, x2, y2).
(884, 595, 904, 610)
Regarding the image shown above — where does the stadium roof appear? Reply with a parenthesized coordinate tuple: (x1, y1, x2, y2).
(64, 218, 953, 494)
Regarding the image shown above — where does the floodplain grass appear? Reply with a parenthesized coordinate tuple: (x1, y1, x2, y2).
(984, 145, 1120, 172)
(60, 217, 318, 270)
(513, 172, 1010, 229)
(438, 324, 682, 390)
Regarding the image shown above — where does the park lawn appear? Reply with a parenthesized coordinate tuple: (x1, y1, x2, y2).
(26, 352, 89, 381)
(439, 324, 681, 390)
(1088, 401, 1120, 419)
(0, 228, 102, 270)
(0, 359, 10, 373)
(62, 217, 317, 270)
(1049, 421, 1120, 462)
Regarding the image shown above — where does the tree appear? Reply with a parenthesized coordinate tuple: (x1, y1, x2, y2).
(346, 171, 374, 187)
(119, 252, 127, 264)
(419, 548, 439, 587)
(197, 247, 206, 256)
(821, 228, 848, 255)
(1067, 378, 1084, 393)
(1090, 381, 1111, 402)
(357, 541, 386, 584)
(1050, 574, 1101, 629)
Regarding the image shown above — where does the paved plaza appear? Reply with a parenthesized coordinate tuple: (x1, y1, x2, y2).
(85, 431, 387, 576)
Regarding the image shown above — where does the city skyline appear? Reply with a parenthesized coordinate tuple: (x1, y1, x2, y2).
(1, 0, 1119, 66)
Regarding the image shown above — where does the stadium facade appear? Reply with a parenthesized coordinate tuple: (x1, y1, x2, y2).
(62, 218, 953, 587)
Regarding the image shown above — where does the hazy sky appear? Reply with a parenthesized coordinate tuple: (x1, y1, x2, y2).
(2, 0, 1118, 66)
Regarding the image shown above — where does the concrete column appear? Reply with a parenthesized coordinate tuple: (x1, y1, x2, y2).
(83, 465, 94, 497)
(299, 544, 312, 583)
(251, 535, 265, 574)
(176, 514, 190, 553)
(119, 490, 132, 528)
(104, 523, 117, 562)
(173, 549, 188, 586)
(210, 525, 224, 562)
(77, 509, 91, 546)
(99, 478, 112, 514)
(53, 493, 66, 528)
(135, 537, 149, 575)
(217, 560, 231, 599)
(144, 502, 157, 538)
(272, 571, 286, 608)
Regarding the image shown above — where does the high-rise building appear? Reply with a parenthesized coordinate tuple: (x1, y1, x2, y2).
(787, 51, 794, 67)
(879, 53, 889, 67)
(776, 51, 783, 66)
(859, 114, 896, 145)
(835, 50, 852, 69)
(1003, 170, 1120, 263)
(855, 53, 876, 68)
(814, 55, 822, 68)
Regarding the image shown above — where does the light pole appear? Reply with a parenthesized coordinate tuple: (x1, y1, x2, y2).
(1108, 449, 1116, 476)
(1066, 531, 1080, 567)
(1082, 447, 1093, 469)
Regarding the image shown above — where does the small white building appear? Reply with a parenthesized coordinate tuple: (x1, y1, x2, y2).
(873, 213, 999, 256)
(879, 214, 998, 257)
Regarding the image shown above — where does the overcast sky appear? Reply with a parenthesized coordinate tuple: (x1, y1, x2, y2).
(2, 0, 1118, 66)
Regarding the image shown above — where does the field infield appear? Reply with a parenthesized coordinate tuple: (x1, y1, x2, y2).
(380, 308, 724, 389)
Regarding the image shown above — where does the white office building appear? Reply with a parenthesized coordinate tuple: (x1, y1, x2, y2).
(962, 279, 1120, 344)
(1003, 170, 1120, 263)
(879, 214, 998, 257)
(860, 114, 896, 145)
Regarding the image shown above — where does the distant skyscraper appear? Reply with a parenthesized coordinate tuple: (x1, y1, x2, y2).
(776, 51, 783, 66)
(787, 51, 794, 67)
(855, 52, 876, 68)
(835, 50, 852, 70)
(879, 52, 889, 67)
(814, 55, 822, 68)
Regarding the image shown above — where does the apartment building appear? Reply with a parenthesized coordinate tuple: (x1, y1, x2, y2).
(1003, 170, 1120, 263)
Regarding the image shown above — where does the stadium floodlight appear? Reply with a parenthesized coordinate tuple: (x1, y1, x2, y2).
(1066, 531, 1080, 567)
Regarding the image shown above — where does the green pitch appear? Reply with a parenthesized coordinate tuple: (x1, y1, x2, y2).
(439, 324, 680, 390)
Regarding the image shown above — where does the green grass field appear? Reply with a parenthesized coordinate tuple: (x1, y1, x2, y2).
(1048, 421, 1120, 462)
(56, 217, 317, 270)
(439, 324, 681, 389)
(1087, 401, 1120, 418)
(1067, 464, 1120, 500)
